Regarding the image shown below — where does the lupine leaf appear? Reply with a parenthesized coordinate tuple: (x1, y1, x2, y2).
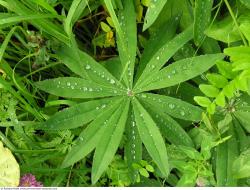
(139, 97, 194, 147)
(138, 54, 224, 91)
(135, 27, 193, 89)
(92, 99, 130, 184)
(116, 0, 137, 88)
(125, 107, 142, 182)
(61, 97, 124, 168)
(194, 0, 213, 45)
(132, 98, 169, 177)
(35, 77, 124, 99)
(57, 45, 125, 89)
(35, 97, 120, 130)
(137, 93, 203, 121)
(142, 0, 169, 31)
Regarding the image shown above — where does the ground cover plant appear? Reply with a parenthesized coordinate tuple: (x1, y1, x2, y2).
(0, 0, 250, 187)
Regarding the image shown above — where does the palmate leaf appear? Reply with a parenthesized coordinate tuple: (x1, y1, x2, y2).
(136, 54, 224, 92)
(132, 98, 169, 177)
(92, 99, 130, 184)
(61, 97, 124, 168)
(35, 77, 125, 99)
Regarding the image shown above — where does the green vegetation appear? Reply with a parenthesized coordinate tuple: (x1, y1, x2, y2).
(0, 0, 250, 187)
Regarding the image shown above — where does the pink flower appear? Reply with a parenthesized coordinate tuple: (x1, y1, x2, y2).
(19, 173, 43, 187)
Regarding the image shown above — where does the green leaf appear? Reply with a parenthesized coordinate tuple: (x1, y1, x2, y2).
(216, 60, 237, 79)
(116, 0, 137, 88)
(234, 111, 250, 133)
(135, 27, 193, 89)
(139, 168, 149, 177)
(35, 97, 120, 130)
(138, 54, 224, 91)
(132, 98, 169, 177)
(61, 98, 124, 168)
(146, 165, 154, 172)
(91, 99, 130, 184)
(138, 93, 203, 121)
(125, 108, 142, 182)
(35, 77, 124, 99)
(215, 92, 226, 107)
(178, 145, 203, 160)
(232, 149, 250, 179)
(64, 0, 88, 36)
(138, 95, 194, 147)
(177, 172, 197, 187)
(206, 73, 228, 88)
(193, 0, 213, 45)
(205, 16, 241, 43)
(136, 14, 181, 81)
(199, 84, 219, 97)
(194, 96, 211, 107)
(0, 141, 20, 187)
(240, 0, 250, 9)
(142, 0, 169, 31)
(57, 45, 125, 89)
(100, 22, 111, 32)
(30, 0, 57, 15)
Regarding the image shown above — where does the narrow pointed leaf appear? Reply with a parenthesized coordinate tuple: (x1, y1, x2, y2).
(136, 14, 181, 81)
(57, 45, 125, 90)
(91, 99, 130, 184)
(61, 98, 124, 168)
(116, 0, 137, 88)
(194, 0, 213, 45)
(35, 77, 124, 98)
(132, 98, 169, 177)
(64, 0, 88, 36)
(135, 27, 193, 89)
(35, 97, 120, 130)
(143, 0, 169, 31)
(139, 54, 224, 91)
(125, 107, 142, 182)
(137, 93, 203, 121)
(139, 97, 194, 147)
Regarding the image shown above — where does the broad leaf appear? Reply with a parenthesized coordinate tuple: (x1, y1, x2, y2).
(132, 98, 169, 177)
(234, 111, 250, 133)
(232, 149, 250, 179)
(91, 99, 130, 184)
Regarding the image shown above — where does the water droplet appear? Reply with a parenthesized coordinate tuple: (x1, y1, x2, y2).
(85, 65, 91, 70)
(67, 82, 71, 86)
(79, 137, 84, 141)
(156, 56, 160, 60)
(110, 79, 115, 84)
(169, 103, 175, 109)
(89, 88, 93, 92)
(180, 110, 185, 116)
